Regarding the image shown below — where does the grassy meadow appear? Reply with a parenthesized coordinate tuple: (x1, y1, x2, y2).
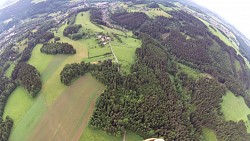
(28, 74, 105, 141)
(5, 63, 15, 78)
(221, 91, 250, 132)
(80, 127, 143, 141)
(202, 128, 218, 141)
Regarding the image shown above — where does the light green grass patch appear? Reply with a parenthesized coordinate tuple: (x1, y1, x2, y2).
(8, 95, 47, 141)
(80, 127, 143, 141)
(76, 11, 104, 33)
(127, 7, 171, 18)
(3, 87, 34, 128)
(28, 44, 54, 73)
(178, 63, 203, 79)
(221, 91, 250, 132)
(76, 11, 126, 36)
(145, 9, 172, 18)
(111, 36, 141, 73)
(159, 4, 173, 11)
(89, 46, 111, 58)
(202, 128, 217, 141)
(235, 60, 241, 72)
(5, 63, 15, 78)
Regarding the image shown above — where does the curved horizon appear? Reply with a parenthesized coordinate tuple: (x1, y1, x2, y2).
(191, 0, 250, 40)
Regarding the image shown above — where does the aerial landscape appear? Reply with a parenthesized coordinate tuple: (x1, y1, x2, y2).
(0, 0, 250, 141)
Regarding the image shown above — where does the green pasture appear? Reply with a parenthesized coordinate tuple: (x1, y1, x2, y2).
(80, 127, 143, 141)
(221, 91, 250, 132)
(202, 128, 218, 141)
(5, 63, 15, 78)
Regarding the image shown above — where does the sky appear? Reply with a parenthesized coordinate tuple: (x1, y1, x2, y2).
(191, 0, 250, 40)
(0, 0, 7, 7)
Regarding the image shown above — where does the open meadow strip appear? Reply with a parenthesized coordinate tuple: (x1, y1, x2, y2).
(28, 74, 105, 141)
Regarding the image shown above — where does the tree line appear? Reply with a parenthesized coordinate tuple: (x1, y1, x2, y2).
(41, 42, 76, 55)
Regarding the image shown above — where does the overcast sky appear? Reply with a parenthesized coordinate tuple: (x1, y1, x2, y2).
(191, 0, 250, 39)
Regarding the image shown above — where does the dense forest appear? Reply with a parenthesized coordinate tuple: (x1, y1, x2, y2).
(90, 8, 106, 26)
(41, 42, 76, 54)
(111, 12, 148, 30)
(60, 34, 250, 140)
(59, 8, 250, 140)
(12, 63, 42, 97)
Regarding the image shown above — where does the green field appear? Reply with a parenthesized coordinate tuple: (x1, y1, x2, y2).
(8, 95, 47, 141)
(80, 127, 143, 141)
(235, 59, 242, 72)
(5, 63, 15, 78)
(3, 87, 35, 128)
(28, 74, 105, 141)
(111, 36, 141, 73)
(221, 91, 250, 132)
(202, 128, 218, 141)
(178, 63, 204, 79)
(127, 5, 171, 18)
(159, 4, 174, 11)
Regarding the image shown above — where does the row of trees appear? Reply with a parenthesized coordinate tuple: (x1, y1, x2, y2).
(11, 62, 42, 97)
(41, 42, 76, 54)
(0, 75, 16, 141)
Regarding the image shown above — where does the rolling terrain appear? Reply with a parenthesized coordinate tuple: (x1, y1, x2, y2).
(0, 0, 250, 141)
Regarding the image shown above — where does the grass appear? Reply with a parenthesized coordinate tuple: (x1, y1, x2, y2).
(76, 11, 126, 35)
(28, 74, 105, 141)
(5, 63, 15, 78)
(235, 60, 242, 72)
(3, 87, 35, 128)
(221, 91, 250, 132)
(80, 127, 143, 141)
(8, 95, 47, 141)
(178, 63, 204, 79)
(202, 128, 218, 141)
(127, 7, 171, 18)
(145, 9, 172, 18)
(28, 44, 54, 73)
(111, 35, 141, 73)
(159, 4, 173, 11)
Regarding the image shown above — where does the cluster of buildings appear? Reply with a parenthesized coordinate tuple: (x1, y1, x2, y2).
(97, 34, 112, 46)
